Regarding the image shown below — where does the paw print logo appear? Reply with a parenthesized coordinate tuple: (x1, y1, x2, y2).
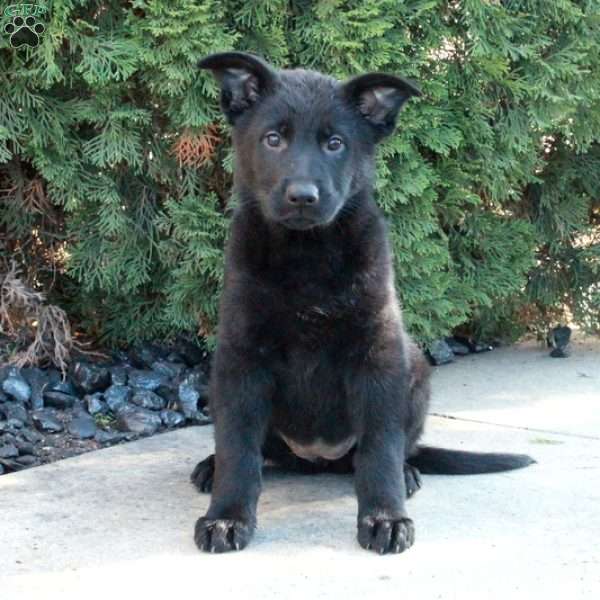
(4, 15, 45, 48)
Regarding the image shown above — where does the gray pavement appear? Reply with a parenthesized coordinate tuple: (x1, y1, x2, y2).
(1, 338, 599, 599)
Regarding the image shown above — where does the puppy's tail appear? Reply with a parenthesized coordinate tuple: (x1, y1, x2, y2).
(407, 446, 535, 475)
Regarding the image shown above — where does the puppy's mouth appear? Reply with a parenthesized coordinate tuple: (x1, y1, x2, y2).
(280, 216, 319, 230)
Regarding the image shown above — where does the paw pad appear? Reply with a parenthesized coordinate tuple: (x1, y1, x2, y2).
(4, 15, 45, 48)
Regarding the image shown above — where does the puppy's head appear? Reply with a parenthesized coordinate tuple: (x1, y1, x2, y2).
(199, 52, 420, 230)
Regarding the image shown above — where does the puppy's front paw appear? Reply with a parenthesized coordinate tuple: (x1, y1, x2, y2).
(194, 517, 254, 553)
(357, 515, 415, 554)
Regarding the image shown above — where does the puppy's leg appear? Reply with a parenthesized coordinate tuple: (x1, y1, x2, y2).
(194, 364, 272, 553)
(351, 370, 416, 555)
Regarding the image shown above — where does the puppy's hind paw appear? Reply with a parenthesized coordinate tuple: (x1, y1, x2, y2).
(190, 454, 215, 493)
(404, 463, 422, 498)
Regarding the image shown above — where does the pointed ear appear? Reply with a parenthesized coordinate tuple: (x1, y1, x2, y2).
(198, 52, 278, 124)
(341, 73, 421, 139)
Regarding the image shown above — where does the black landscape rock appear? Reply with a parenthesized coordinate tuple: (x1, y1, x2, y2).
(110, 366, 128, 386)
(71, 362, 111, 394)
(445, 337, 471, 356)
(68, 414, 97, 439)
(2, 370, 31, 403)
(0, 401, 28, 425)
(453, 335, 493, 353)
(115, 405, 161, 436)
(85, 393, 107, 415)
(43, 391, 77, 410)
(549, 325, 571, 358)
(190, 408, 212, 426)
(427, 340, 454, 366)
(20, 427, 43, 443)
(160, 409, 185, 428)
(128, 369, 166, 391)
(21, 367, 48, 410)
(32, 409, 63, 433)
(128, 343, 164, 369)
(0, 444, 19, 459)
(15, 439, 35, 455)
(177, 369, 209, 418)
(47, 379, 78, 396)
(14, 454, 41, 467)
(151, 359, 186, 379)
(131, 389, 165, 411)
(104, 385, 132, 412)
(95, 429, 128, 445)
(176, 339, 206, 367)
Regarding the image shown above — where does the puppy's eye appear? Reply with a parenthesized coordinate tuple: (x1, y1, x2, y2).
(326, 136, 344, 152)
(264, 132, 281, 148)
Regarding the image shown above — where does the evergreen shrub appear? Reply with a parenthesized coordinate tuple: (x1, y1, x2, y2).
(1, 0, 599, 354)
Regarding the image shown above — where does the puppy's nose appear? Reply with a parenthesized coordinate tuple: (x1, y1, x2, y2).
(285, 182, 319, 207)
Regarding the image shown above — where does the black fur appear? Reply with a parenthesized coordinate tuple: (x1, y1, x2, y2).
(192, 52, 533, 555)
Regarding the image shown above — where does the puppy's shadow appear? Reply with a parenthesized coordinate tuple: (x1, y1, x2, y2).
(261, 465, 355, 504)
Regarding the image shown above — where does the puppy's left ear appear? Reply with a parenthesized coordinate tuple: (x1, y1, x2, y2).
(341, 73, 421, 139)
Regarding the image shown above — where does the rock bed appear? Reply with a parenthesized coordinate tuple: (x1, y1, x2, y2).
(0, 341, 211, 476)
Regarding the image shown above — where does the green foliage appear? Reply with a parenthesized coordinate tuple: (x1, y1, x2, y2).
(1, 0, 599, 348)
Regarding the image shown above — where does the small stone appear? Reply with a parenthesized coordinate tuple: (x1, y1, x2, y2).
(190, 409, 212, 426)
(473, 342, 493, 353)
(0, 402, 28, 424)
(115, 405, 161, 436)
(20, 428, 43, 443)
(14, 454, 41, 467)
(71, 361, 111, 394)
(445, 337, 471, 356)
(427, 339, 454, 366)
(0, 432, 15, 445)
(2, 372, 31, 403)
(68, 414, 97, 439)
(48, 379, 78, 396)
(176, 338, 205, 367)
(151, 359, 186, 379)
(95, 429, 127, 444)
(21, 367, 48, 410)
(15, 440, 35, 455)
(131, 389, 165, 411)
(160, 409, 185, 428)
(128, 343, 163, 369)
(7, 418, 23, 429)
(155, 383, 178, 408)
(32, 409, 63, 433)
(128, 369, 166, 391)
(177, 369, 209, 418)
(43, 391, 77, 410)
(549, 326, 571, 358)
(110, 366, 128, 386)
(0, 444, 19, 459)
(85, 393, 107, 415)
(104, 385, 132, 412)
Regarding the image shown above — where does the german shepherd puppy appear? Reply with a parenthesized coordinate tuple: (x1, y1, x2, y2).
(191, 52, 533, 554)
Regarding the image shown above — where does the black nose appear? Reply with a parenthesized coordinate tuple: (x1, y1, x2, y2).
(285, 182, 319, 207)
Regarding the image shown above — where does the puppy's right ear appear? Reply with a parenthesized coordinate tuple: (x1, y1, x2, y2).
(198, 52, 278, 124)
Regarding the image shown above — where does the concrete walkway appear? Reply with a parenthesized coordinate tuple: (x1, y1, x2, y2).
(1, 338, 599, 599)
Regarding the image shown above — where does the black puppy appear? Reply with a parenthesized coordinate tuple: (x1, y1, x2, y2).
(191, 52, 533, 554)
